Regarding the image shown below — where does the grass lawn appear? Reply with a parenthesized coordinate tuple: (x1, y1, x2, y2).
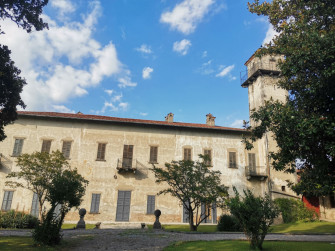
(270, 221, 335, 234)
(61, 223, 95, 230)
(164, 240, 335, 251)
(154, 221, 335, 234)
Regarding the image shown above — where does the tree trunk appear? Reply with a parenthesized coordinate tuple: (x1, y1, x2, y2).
(188, 210, 197, 231)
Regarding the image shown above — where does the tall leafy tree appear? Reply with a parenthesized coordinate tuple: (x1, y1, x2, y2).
(0, 0, 48, 141)
(151, 155, 228, 231)
(244, 0, 335, 196)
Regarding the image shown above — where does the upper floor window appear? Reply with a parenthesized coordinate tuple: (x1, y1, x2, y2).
(62, 141, 72, 159)
(122, 145, 134, 168)
(96, 143, 106, 161)
(183, 148, 192, 161)
(12, 138, 24, 156)
(41, 140, 51, 153)
(248, 153, 256, 170)
(149, 146, 158, 164)
(203, 149, 212, 166)
(229, 152, 237, 168)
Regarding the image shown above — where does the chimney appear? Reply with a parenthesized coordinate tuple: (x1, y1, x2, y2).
(206, 113, 215, 126)
(165, 113, 174, 123)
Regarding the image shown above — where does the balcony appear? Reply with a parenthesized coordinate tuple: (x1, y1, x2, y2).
(245, 166, 268, 181)
(240, 61, 281, 87)
(117, 159, 145, 173)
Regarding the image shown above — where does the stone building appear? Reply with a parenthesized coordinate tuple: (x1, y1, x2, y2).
(0, 54, 300, 224)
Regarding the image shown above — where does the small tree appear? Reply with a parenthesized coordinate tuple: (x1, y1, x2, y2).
(151, 155, 228, 231)
(6, 150, 88, 245)
(228, 187, 279, 250)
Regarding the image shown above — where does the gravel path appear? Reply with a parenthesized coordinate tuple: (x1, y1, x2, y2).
(1, 229, 335, 251)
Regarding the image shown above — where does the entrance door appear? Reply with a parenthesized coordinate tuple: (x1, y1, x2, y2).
(116, 191, 131, 221)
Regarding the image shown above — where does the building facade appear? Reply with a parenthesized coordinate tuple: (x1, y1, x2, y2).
(0, 55, 301, 224)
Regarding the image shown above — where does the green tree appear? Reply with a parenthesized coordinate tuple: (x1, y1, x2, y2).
(0, 0, 48, 141)
(6, 151, 88, 245)
(151, 155, 228, 231)
(244, 0, 335, 197)
(228, 188, 279, 250)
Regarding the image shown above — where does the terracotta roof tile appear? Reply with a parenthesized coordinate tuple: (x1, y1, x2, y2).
(17, 111, 246, 132)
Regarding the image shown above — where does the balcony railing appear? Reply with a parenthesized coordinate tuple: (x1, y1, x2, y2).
(117, 158, 143, 173)
(245, 166, 268, 181)
(240, 61, 281, 86)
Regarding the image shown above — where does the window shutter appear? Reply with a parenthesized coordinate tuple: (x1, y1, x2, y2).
(229, 152, 237, 168)
(97, 143, 106, 160)
(150, 146, 158, 163)
(184, 148, 191, 161)
(123, 145, 134, 167)
(147, 195, 155, 214)
(116, 191, 131, 221)
(31, 192, 39, 217)
(12, 139, 24, 156)
(90, 193, 101, 213)
(2, 191, 13, 211)
(212, 202, 217, 223)
(41, 140, 51, 153)
(62, 141, 72, 159)
(204, 149, 211, 166)
(183, 201, 190, 223)
(248, 153, 256, 168)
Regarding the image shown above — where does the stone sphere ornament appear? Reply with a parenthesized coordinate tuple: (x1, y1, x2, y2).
(153, 209, 162, 229)
(76, 208, 86, 229)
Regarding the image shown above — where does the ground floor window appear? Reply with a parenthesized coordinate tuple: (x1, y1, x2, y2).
(147, 195, 155, 214)
(90, 193, 101, 213)
(31, 192, 39, 217)
(1, 191, 13, 211)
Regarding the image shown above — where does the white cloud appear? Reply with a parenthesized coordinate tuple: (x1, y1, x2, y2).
(216, 64, 235, 77)
(140, 112, 148, 116)
(142, 67, 154, 79)
(52, 105, 75, 114)
(202, 50, 208, 57)
(160, 0, 215, 34)
(104, 89, 114, 96)
(0, 1, 135, 112)
(51, 0, 75, 18)
(136, 44, 152, 54)
(198, 60, 214, 75)
(118, 76, 137, 88)
(263, 24, 279, 46)
(230, 119, 244, 128)
(173, 39, 191, 55)
(99, 92, 128, 113)
(118, 102, 129, 111)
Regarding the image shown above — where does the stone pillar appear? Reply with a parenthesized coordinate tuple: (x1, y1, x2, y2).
(76, 208, 86, 229)
(153, 209, 162, 229)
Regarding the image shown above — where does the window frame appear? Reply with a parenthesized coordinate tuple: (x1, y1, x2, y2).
(146, 195, 155, 214)
(41, 139, 52, 153)
(1, 190, 14, 211)
(61, 140, 72, 159)
(149, 146, 158, 164)
(203, 149, 212, 167)
(12, 138, 24, 157)
(90, 193, 101, 214)
(96, 142, 107, 161)
(228, 151, 237, 169)
(183, 147, 192, 161)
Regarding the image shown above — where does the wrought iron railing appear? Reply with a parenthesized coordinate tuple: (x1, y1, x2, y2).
(245, 166, 268, 180)
(117, 159, 145, 173)
(240, 61, 280, 85)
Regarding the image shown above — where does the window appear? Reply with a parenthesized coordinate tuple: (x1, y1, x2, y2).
(12, 138, 24, 156)
(281, 186, 286, 192)
(248, 153, 256, 171)
(1, 191, 13, 211)
(96, 143, 106, 161)
(229, 152, 237, 168)
(62, 141, 72, 159)
(147, 195, 155, 214)
(41, 140, 51, 153)
(90, 193, 101, 213)
(122, 145, 134, 168)
(183, 148, 192, 161)
(203, 149, 212, 166)
(31, 192, 39, 217)
(183, 201, 190, 223)
(149, 146, 158, 163)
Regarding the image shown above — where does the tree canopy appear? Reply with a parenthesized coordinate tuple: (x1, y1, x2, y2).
(151, 155, 228, 231)
(0, 0, 48, 141)
(245, 0, 335, 197)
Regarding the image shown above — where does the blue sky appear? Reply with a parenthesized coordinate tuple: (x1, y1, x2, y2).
(0, 0, 275, 128)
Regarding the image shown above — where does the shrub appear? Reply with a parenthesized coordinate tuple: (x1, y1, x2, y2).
(33, 218, 62, 246)
(0, 210, 38, 229)
(228, 188, 279, 250)
(217, 214, 242, 232)
(274, 198, 318, 223)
